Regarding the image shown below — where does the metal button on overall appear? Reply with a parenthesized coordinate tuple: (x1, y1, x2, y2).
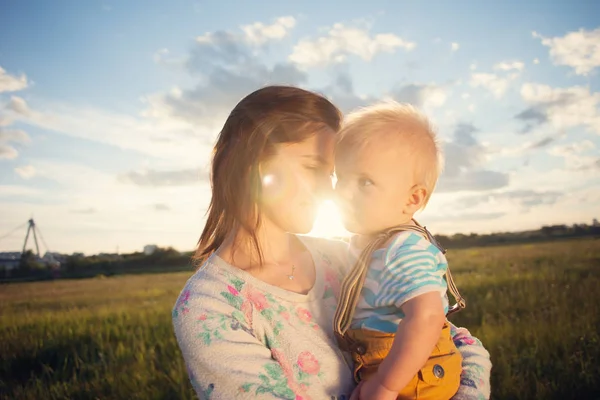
(433, 364, 445, 379)
(354, 344, 367, 355)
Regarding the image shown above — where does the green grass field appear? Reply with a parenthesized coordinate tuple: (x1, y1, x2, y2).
(1, 239, 599, 400)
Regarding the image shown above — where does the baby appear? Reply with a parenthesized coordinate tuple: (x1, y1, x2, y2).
(333, 101, 466, 400)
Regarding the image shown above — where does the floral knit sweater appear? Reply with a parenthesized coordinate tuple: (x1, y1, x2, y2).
(172, 236, 491, 399)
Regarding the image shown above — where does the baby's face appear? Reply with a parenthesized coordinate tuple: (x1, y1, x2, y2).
(335, 138, 416, 235)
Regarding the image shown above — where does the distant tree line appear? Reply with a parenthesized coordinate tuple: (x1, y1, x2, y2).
(435, 223, 600, 249)
(3, 222, 599, 283)
(4, 247, 194, 282)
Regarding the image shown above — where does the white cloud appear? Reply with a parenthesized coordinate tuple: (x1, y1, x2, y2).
(7, 96, 32, 115)
(533, 28, 600, 76)
(4, 96, 212, 164)
(470, 73, 514, 98)
(0, 127, 31, 159)
(549, 140, 595, 156)
(241, 16, 296, 45)
(520, 83, 600, 134)
(390, 83, 449, 109)
(0, 114, 13, 126)
(488, 134, 561, 158)
(436, 123, 510, 193)
(289, 23, 415, 67)
(0, 128, 30, 144)
(451, 42, 460, 52)
(549, 140, 598, 170)
(494, 61, 525, 71)
(152, 48, 186, 68)
(0, 184, 42, 196)
(469, 63, 477, 71)
(0, 159, 210, 254)
(0, 66, 28, 93)
(118, 168, 207, 187)
(0, 144, 18, 159)
(149, 28, 309, 128)
(533, 58, 540, 64)
(15, 165, 36, 179)
(458, 190, 563, 213)
(153, 48, 169, 63)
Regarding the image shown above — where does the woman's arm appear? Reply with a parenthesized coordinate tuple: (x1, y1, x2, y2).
(449, 323, 492, 400)
(172, 286, 303, 399)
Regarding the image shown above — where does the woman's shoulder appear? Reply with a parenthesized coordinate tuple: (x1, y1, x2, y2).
(299, 235, 349, 260)
(172, 258, 247, 318)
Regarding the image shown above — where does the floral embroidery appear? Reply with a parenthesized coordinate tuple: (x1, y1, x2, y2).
(228, 285, 240, 296)
(237, 348, 311, 399)
(194, 311, 250, 345)
(297, 308, 312, 323)
(247, 289, 269, 311)
(172, 289, 191, 318)
(190, 273, 338, 398)
(295, 307, 319, 330)
(297, 351, 320, 375)
(221, 277, 245, 309)
(320, 252, 333, 268)
(323, 266, 341, 300)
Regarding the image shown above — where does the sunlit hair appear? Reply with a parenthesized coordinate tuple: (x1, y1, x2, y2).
(337, 101, 443, 208)
(193, 85, 342, 266)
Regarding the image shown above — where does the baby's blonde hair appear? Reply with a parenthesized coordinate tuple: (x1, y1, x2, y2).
(337, 101, 444, 208)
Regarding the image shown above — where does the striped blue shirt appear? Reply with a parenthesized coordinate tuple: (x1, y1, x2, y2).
(349, 231, 449, 333)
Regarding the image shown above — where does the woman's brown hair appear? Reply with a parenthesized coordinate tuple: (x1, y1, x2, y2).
(193, 85, 342, 266)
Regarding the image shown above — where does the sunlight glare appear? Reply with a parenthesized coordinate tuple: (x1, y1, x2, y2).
(309, 200, 351, 238)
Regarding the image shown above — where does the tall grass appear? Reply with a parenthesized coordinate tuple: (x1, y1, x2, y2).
(1, 239, 599, 399)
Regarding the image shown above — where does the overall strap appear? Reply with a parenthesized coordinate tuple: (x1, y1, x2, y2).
(333, 221, 466, 349)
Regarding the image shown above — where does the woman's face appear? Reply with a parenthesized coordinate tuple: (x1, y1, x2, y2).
(258, 129, 336, 234)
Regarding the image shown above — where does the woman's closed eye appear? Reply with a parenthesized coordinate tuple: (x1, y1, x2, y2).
(305, 164, 330, 176)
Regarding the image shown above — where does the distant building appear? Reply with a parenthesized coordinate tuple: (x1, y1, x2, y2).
(0, 252, 21, 271)
(144, 245, 158, 255)
(43, 252, 66, 268)
(594, 218, 599, 227)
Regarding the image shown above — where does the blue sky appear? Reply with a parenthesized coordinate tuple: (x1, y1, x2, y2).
(1, 0, 599, 255)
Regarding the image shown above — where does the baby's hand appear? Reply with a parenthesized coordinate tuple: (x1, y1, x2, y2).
(359, 376, 397, 400)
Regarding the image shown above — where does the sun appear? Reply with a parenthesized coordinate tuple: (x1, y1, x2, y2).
(309, 200, 351, 238)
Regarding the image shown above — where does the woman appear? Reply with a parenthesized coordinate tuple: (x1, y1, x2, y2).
(172, 86, 491, 399)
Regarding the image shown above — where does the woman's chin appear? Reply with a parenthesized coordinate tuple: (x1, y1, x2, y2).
(283, 216, 315, 235)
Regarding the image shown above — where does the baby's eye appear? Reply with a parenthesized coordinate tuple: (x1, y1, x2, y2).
(358, 177, 373, 187)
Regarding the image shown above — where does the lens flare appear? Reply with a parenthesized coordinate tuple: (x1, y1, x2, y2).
(309, 200, 351, 238)
(261, 173, 295, 204)
(262, 174, 275, 186)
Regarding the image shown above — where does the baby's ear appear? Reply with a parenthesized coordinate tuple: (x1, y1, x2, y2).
(406, 185, 428, 213)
